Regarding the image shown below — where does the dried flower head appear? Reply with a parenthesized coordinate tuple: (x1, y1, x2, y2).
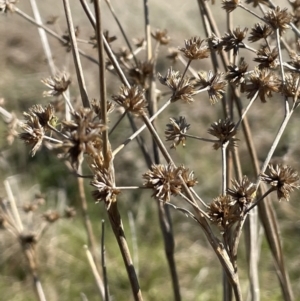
(60, 108, 105, 169)
(282, 72, 300, 100)
(179, 37, 210, 60)
(288, 50, 300, 69)
(22, 203, 38, 213)
(254, 46, 279, 69)
(226, 57, 248, 86)
(261, 164, 300, 201)
(222, 0, 240, 13)
(91, 169, 120, 209)
(64, 206, 76, 218)
(143, 164, 195, 203)
(19, 114, 45, 156)
(151, 29, 170, 45)
(61, 26, 80, 51)
(116, 47, 132, 63)
(221, 27, 248, 54)
(90, 30, 117, 48)
(41, 72, 71, 97)
(158, 68, 195, 103)
(43, 210, 60, 223)
(91, 99, 115, 120)
(0, 0, 17, 13)
(245, 0, 270, 7)
(196, 71, 227, 104)
(264, 6, 292, 35)
(128, 60, 153, 87)
(208, 118, 238, 150)
(112, 85, 147, 116)
(227, 176, 256, 209)
(167, 48, 179, 63)
(208, 33, 224, 54)
(132, 37, 145, 48)
(165, 116, 190, 149)
(208, 195, 240, 231)
(29, 104, 57, 128)
(243, 68, 281, 102)
(248, 23, 273, 42)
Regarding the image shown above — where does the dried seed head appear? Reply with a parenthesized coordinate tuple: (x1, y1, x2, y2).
(64, 206, 76, 218)
(91, 169, 120, 209)
(208, 33, 224, 54)
(61, 26, 80, 52)
(261, 164, 300, 201)
(243, 68, 281, 102)
(43, 210, 60, 223)
(158, 68, 195, 103)
(248, 23, 273, 42)
(112, 85, 147, 116)
(165, 116, 190, 149)
(245, 0, 270, 7)
(221, 27, 248, 54)
(254, 46, 279, 69)
(132, 37, 145, 48)
(91, 99, 115, 120)
(179, 37, 210, 60)
(282, 72, 300, 101)
(226, 57, 248, 86)
(288, 50, 300, 69)
(222, 0, 240, 13)
(41, 72, 71, 97)
(128, 61, 153, 88)
(29, 104, 57, 128)
(19, 233, 37, 246)
(208, 118, 238, 150)
(22, 203, 38, 213)
(143, 164, 195, 203)
(196, 71, 227, 104)
(166, 48, 180, 63)
(0, 0, 17, 13)
(264, 6, 293, 35)
(227, 176, 256, 209)
(208, 195, 240, 231)
(19, 114, 45, 156)
(60, 108, 105, 169)
(151, 29, 170, 45)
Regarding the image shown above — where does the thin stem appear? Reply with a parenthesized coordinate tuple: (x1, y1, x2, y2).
(109, 111, 127, 136)
(62, 0, 90, 108)
(84, 245, 106, 301)
(221, 142, 229, 195)
(4, 180, 23, 232)
(112, 99, 171, 157)
(182, 133, 219, 143)
(104, 0, 138, 66)
(29, 0, 56, 76)
(101, 220, 110, 301)
(14, 8, 99, 65)
(190, 188, 210, 209)
(235, 90, 259, 130)
(246, 187, 276, 213)
(238, 4, 266, 23)
(276, 29, 285, 86)
(256, 107, 292, 188)
(94, 0, 109, 165)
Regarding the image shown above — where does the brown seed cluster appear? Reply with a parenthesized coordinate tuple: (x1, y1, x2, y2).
(165, 116, 190, 149)
(208, 118, 238, 150)
(143, 164, 197, 203)
(261, 164, 300, 201)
